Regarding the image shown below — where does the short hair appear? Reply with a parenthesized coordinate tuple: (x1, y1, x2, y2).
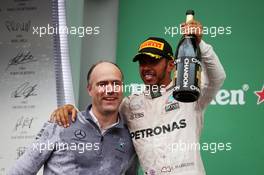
(86, 60, 124, 85)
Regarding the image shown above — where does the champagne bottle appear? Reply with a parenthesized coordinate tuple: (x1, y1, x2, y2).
(173, 10, 202, 102)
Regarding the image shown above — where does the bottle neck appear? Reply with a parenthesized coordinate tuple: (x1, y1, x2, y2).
(186, 14, 193, 23)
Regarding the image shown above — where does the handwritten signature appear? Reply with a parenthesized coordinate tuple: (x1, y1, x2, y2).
(11, 82, 38, 99)
(6, 51, 37, 70)
(16, 146, 27, 159)
(5, 20, 31, 32)
(14, 116, 34, 131)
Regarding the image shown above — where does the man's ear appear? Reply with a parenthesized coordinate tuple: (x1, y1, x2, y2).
(167, 59, 175, 72)
(87, 84, 92, 96)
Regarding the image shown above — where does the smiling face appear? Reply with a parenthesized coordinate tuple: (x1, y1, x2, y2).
(87, 62, 123, 116)
(138, 56, 174, 86)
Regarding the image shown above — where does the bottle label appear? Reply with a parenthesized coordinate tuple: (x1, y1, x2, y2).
(174, 56, 201, 92)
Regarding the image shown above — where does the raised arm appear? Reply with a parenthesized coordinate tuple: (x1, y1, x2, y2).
(197, 40, 226, 109)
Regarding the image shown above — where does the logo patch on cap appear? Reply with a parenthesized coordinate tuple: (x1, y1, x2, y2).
(139, 39, 164, 51)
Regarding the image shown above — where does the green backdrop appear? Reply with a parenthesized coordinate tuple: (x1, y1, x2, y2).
(116, 0, 264, 174)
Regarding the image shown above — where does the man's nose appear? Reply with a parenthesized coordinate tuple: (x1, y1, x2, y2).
(105, 84, 115, 95)
(140, 62, 151, 70)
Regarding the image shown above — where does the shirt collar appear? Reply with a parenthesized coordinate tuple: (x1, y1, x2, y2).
(89, 108, 120, 134)
(85, 105, 124, 130)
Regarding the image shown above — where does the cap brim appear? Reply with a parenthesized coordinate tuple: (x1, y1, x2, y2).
(133, 53, 144, 62)
(133, 52, 162, 62)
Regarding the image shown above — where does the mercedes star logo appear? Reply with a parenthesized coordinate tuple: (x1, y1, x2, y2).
(74, 129, 86, 139)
